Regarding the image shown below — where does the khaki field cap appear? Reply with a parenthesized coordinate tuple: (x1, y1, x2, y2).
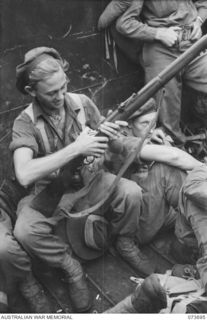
(128, 98, 157, 121)
(16, 47, 64, 94)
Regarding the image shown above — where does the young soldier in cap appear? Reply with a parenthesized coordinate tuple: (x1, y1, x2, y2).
(10, 46, 146, 312)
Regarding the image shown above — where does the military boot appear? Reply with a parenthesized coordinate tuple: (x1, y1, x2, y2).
(62, 254, 91, 313)
(19, 272, 52, 313)
(131, 274, 167, 313)
(116, 236, 155, 275)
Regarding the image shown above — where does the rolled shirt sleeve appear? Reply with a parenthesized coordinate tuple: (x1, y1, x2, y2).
(9, 113, 39, 157)
(182, 164, 207, 210)
(116, 0, 157, 41)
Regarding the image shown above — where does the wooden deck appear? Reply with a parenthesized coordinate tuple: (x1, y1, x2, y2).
(8, 230, 178, 313)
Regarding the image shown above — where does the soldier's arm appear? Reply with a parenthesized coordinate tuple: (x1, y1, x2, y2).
(13, 132, 109, 187)
(116, 0, 157, 41)
(140, 144, 202, 171)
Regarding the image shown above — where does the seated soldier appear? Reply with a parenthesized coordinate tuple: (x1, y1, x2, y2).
(0, 180, 52, 313)
(61, 103, 202, 276)
(174, 164, 207, 296)
(10, 46, 144, 312)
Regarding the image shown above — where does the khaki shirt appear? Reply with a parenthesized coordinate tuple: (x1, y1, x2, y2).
(10, 93, 105, 192)
(10, 93, 103, 157)
(117, 0, 207, 41)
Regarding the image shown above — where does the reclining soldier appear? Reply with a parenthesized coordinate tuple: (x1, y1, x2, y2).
(10, 46, 145, 312)
(105, 98, 202, 265)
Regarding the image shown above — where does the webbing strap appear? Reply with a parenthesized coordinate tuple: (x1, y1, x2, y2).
(24, 104, 51, 154)
(36, 118, 51, 154)
(68, 93, 86, 130)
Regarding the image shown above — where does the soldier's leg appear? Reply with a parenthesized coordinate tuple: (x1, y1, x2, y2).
(85, 171, 155, 275)
(137, 163, 186, 244)
(184, 50, 207, 93)
(184, 50, 207, 127)
(14, 195, 91, 312)
(0, 208, 52, 313)
(84, 171, 142, 237)
(182, 200, 207, 289)
(142, 42, 184, 145)
(177, 165, 207, 289)
(0, 209, 31, 285)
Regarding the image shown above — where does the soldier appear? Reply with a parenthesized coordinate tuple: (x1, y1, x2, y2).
(105, 99, 201, 250)
(10, 46, 145, 312)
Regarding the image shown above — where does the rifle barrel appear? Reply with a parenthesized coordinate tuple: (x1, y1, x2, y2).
(106, 35, 207, 122)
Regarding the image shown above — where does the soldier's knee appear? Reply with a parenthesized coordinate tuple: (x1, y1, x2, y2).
(14, 219, 31, 246)
(0, 236, 15, 262)
(125, 180, 142, 200)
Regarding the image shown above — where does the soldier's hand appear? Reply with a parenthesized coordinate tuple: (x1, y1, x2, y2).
(155, 26, 181, 47)
(190, 19, 202, 41)
(99, 120, 128, 139)
(75, 127, 109, 157)
(151, 128, 174, 146)
(150, 128, 166, 144)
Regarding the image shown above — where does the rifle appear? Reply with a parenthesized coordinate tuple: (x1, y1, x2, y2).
(105, 35, 207, 123)
(31, 35, 207, 216)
